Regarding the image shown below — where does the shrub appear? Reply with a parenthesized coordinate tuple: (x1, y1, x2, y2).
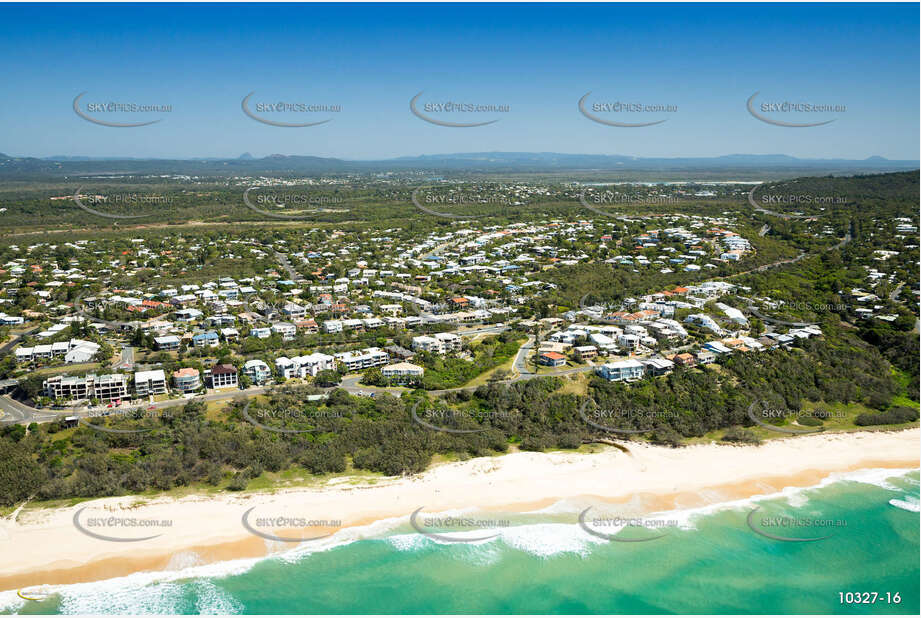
(721, 427, 761, 445)
(227, 470, 251, 491)
(854, 406, 919, 426)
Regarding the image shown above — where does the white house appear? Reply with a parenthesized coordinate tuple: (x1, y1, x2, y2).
(242, 359, 272, 385)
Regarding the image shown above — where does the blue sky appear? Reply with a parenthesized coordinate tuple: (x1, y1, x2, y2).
(0, 2, 917, 160)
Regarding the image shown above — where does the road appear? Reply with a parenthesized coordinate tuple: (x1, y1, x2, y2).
(889, 282, 904, 302)
(112, 346, 135, 371)
(73, 294, 134, 330)
(512, 336, 535, 377)
(0, 325, 39, 356)
(0, 395, 59, 424)
(274, 250, 305, 283)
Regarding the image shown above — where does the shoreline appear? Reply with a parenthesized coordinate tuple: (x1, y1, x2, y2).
(1, 428, 918, 593)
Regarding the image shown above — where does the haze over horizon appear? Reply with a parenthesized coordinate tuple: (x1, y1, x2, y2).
(0, 3, 917, 161)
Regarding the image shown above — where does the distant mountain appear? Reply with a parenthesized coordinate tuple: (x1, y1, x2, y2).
(387, 152, 916, 171)
(0, 150, 916, 179)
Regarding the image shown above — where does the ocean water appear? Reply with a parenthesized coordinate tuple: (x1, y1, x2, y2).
(4, 469, 918, 615)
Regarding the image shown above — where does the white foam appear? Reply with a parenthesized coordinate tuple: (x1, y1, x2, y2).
(499, 523, 607, 558)
(58, 581, 187, 614)
(193, 580, 244, 615)
(5, 467, 916, 611)
(0, 590, 27, 613)
(889, 497, 921, 513)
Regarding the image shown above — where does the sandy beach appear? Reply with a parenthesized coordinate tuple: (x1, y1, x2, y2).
(1, 428, 918, 592)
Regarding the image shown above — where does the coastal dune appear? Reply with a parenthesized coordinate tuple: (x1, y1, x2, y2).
(1, 428, 918, 592)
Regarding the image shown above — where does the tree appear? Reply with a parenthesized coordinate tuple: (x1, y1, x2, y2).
(314, 370, 341, 387)
(0, 438, 44, 506)
(362, 367, 386, 387)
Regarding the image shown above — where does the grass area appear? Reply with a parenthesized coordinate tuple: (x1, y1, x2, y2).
(462, 350, 519, 387)
(21, 362, 101, 377)
(556, 371, 590, 397)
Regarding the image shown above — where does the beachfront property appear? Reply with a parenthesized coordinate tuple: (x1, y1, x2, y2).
(381, 361, 424, 383)
(172, 367, 201, 393)
(595, 360, 645, 382)
(412, 332, 462, 355)
(334, 347, 389, 372)
(539, 351, 567, 367)
(640, 358, 675, 376)
(134, 369, 168, 397)
(242, 359, 272, 385)
(275, 352, 336, 379)
(43, 373, 129, 402)
(209, 363, 238, 389)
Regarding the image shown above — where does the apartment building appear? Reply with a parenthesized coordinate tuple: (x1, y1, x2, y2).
(411, 332, 462, 355)
(172, 367, 201, 393)
(275, 352, 336, 379)
(209, 363, 238, 388)
(44, 373, 129, 402)
(43, 375, 93, 401)
(381, 362, 424, 384)
(135, 369, 168, 397)
(94, 373, 130, 401)
(334, 347, 389, 372)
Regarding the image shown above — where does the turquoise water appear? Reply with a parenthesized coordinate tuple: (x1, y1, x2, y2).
(5, 469, 919, 615)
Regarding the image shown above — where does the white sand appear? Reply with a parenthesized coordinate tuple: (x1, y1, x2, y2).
(1, 428, 918, 587)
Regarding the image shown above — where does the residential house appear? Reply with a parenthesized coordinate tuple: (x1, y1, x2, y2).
(596, 360, 645, 382)
(209, 364, 238, 389)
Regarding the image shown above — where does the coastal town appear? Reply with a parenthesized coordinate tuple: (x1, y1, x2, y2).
(1, 188, 914, 424)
